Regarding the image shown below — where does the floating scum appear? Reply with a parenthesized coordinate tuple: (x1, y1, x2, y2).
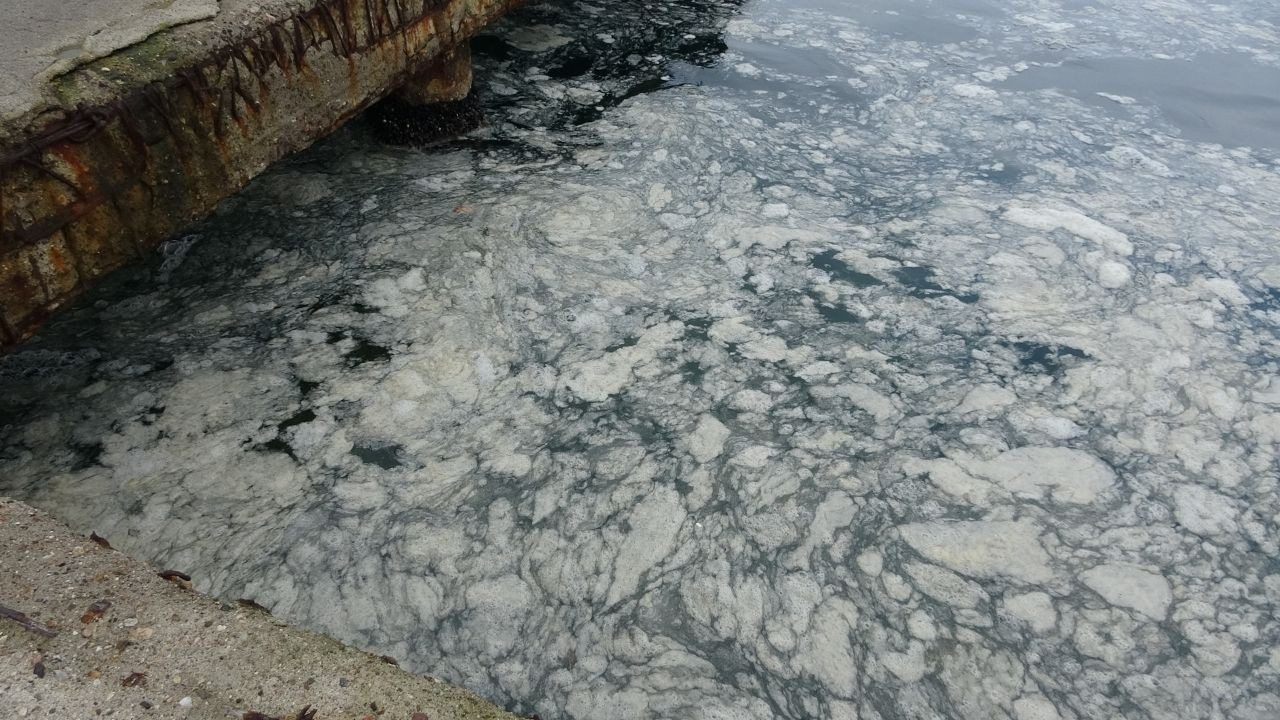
(2, 0, 1280, 719)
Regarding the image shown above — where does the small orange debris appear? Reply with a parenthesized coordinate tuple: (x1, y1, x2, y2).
(81, 599, 111, 624)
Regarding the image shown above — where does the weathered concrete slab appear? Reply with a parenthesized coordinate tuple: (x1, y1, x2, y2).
(0, 0, 219, 122)
(0, 497, 521, 720)
(0, 0, 523, 349)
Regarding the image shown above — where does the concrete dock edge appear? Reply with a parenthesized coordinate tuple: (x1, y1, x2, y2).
(0, 0, 524, 349)
(0, 497, 523, 720)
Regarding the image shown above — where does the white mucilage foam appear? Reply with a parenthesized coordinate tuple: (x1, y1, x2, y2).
(2, 0, 1280, 719)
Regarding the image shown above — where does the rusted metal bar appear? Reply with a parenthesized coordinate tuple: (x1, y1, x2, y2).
(0, 604, 57, 638)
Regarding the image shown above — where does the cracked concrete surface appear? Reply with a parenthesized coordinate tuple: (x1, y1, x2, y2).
(0, 0, 220, 121)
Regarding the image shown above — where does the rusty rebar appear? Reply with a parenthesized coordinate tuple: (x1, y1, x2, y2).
(0, 604, 57, 638)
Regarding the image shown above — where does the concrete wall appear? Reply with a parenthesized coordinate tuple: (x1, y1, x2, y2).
(0, 0, 523, 349)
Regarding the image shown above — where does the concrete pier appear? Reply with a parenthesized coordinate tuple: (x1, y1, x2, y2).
(0, 0, 523, 349)
(0, 498, 522, 720)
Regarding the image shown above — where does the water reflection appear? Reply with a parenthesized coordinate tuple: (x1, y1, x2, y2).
(1003, 53, 1280, 150)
